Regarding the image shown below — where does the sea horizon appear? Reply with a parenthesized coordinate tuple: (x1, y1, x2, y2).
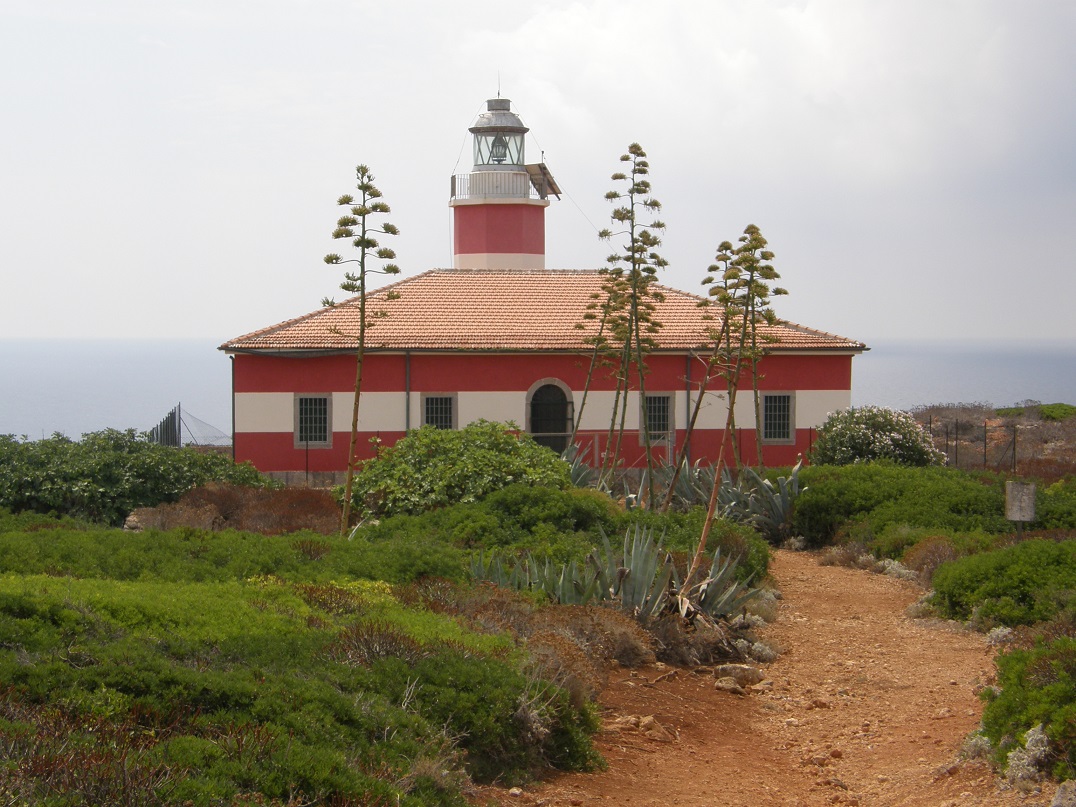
(1, 337, 1073, 442)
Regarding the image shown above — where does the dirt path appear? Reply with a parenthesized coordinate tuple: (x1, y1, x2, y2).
(472, 550, 1058, 806)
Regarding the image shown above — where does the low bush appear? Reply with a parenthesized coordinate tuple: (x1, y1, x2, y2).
(0, 563, 600, 803)
(1039, 479, 1076, 530)
(931, 540, 1076, 627)
(809, 406, 944, 467)
(898, 535, 955, 582)
(0, 511, 467, 585)
(360, 484, 769, 583)
(1040, 403, 1076, 422)
(793, 464, 1008, 547)
(347, 421, 571, 518)
(0, 430, 270, 526)
(865, 523, 998, 560)
(981, 634, 1076, 779)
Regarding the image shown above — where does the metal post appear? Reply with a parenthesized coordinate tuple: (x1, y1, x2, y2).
(983, 420, 987, 469)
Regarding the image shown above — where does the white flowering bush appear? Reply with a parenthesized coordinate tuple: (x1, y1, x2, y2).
(810, 406, 944, 467)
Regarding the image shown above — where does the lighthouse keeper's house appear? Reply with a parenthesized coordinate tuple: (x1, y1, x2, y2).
(219, 98, 867, 484)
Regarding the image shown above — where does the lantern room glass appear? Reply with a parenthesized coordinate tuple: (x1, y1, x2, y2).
(474, 132, 524, 167)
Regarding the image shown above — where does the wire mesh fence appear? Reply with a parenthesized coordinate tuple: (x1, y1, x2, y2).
(148, 404, 231, 448)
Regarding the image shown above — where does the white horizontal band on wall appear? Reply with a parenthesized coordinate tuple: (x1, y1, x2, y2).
(234, 388, 853, 434)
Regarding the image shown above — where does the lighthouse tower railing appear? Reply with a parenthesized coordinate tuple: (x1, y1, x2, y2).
(450, 172, 539, 201)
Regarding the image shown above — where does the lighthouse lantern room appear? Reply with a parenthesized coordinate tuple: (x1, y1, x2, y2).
(450, 98, 560, 270)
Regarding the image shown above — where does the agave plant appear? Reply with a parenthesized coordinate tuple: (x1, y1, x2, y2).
(470, 550, 606, 606)
(613, 524, 675, 621)
(561, 443, 597, 488)
(680, 547, 760, 620)
(473, 524, 760, 627)
(652, 456, 712, 509)
(735, 459, 805, 544)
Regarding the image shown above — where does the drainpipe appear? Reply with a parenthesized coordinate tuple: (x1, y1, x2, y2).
(229, 355, 235, 462)
(684, 353, 692, 466)
(405, 351, 411, 430)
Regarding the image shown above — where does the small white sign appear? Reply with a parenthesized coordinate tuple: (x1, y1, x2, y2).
(1005, 481, 1036, 523)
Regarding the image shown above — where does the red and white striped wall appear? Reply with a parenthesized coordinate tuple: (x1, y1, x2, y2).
(231, 351, 855, 474)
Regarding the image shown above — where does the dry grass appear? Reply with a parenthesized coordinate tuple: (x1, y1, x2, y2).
(818, 542, 884, 572)
(129, 484, 340, 535)
(902, 535, 960, 585)
(913, 402, 1076, 481)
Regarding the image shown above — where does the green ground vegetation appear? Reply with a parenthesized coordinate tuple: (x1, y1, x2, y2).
(0, 509, 600, 805)
(361, 483, 769, 583)
(345, 421, 571, 519)
(793, 464, 1010, 547)
(995, 403, 1076, 422)
(931, 540, 1076, 627)
(0, 430, 269, 526)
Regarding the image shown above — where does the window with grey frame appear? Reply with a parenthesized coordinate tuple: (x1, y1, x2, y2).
(762, 393, 795, 443)
(295, 395, 331, 448)
(644, 394, 673, 442)
(422, 394, 455, 430)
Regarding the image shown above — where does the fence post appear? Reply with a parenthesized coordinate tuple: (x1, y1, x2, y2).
(983, 420, 987, 469)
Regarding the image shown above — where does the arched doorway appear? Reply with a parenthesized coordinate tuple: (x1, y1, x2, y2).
(529, 382, 572, 454)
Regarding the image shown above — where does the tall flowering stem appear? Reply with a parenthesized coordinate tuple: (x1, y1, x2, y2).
(323, 165, 400, 535)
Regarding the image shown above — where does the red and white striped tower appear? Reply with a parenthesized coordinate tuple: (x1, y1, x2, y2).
(450, 98, 560, 269)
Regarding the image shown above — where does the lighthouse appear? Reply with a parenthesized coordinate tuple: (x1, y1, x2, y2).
(449, 98, 561, 270)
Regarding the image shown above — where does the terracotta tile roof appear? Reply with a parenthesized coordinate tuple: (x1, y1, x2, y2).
(219, 269, 867, 353)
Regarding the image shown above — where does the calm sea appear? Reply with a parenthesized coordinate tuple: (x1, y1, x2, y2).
(1, 338, 1073, 441)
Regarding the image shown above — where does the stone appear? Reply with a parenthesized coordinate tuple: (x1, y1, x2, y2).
(712, 664, 765, 687)
(714, 677, 746, 695)
(639, 715, 676, 742)
(1052, 780, 1076, 807)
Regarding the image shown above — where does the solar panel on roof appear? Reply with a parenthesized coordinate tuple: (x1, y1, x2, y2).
(525, 164, 562, 200)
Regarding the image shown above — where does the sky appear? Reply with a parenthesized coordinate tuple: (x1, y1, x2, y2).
(2, 0, 1075, 349)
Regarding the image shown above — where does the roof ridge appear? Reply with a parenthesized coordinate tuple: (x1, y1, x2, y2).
(220, 268, 868, 353)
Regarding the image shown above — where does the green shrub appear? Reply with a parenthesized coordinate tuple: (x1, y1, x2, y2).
(809, 406, 944, 466)
(369, 653, 601, 784)
(0, 430, 270, 525)
(348, 421, 571, 518)
(484, 484, 619, 536)
(1040, 479, 1076, 530)
(358, 487, 768, 582)
(931, 540, 1076, 626)
(793, 464, 1008, 547)
(0, 515, 468, 585)
(619, 507, 769, 583)
(867, 524, 1000, 561)
(982, 635, 1076, 779)
(1041, 403, 1076, 422)
(996, 406, 1026, 418)
(0, 567, 597, 803)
